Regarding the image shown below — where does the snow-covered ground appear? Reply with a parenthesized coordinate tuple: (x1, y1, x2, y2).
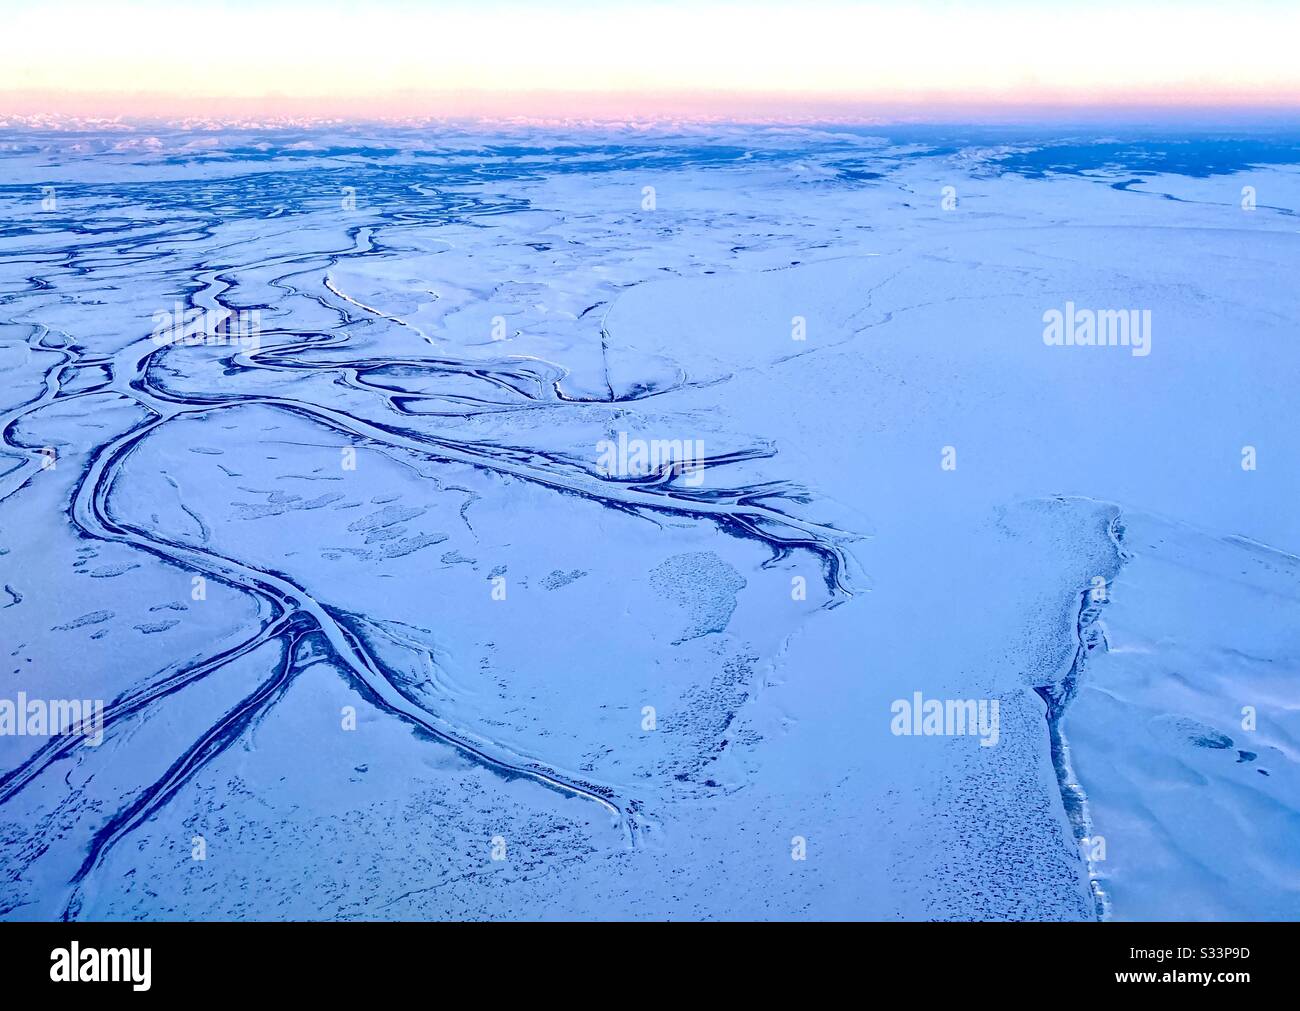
(0, 124, 1297, 920)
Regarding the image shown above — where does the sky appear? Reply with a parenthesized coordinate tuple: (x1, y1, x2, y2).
(2, 0, 1299, 122)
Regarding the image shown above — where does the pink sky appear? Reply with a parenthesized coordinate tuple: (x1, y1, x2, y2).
(3, 2, 1298, 123)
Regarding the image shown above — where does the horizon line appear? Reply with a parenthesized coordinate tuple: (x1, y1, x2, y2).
(6, 88, 1300, 129)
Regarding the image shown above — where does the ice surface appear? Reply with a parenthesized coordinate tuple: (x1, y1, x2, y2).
(0, 124, 1297, 920)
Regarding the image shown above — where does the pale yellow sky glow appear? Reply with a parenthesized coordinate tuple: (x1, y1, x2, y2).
(3, 1, 1298, 120)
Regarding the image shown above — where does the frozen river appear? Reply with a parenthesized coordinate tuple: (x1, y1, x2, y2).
(1, 124, 1297, 919)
